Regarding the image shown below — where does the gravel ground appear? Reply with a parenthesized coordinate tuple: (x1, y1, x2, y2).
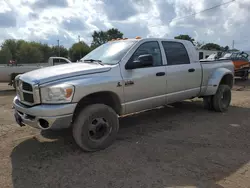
(0, 79, 250, 188)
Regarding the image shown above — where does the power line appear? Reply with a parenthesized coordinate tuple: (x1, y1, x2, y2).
(150, 0, 236, 28)
(172, 0, 236, 21)
(57, 39, 60, 57)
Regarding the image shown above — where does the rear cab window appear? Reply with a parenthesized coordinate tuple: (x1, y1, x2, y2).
(161, 41, 190, 65)
(53, 59, 69, 65)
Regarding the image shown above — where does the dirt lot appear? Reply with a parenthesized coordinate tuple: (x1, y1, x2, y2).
(0, 79, 250, 188)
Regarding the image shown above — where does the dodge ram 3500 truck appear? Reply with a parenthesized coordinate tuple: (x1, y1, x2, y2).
(13, 38, 234, 151)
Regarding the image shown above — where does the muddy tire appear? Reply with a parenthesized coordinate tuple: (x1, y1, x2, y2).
(212, 84, 231, 112)
(72, 104, 119, 152)
(203, 96, 214, 110)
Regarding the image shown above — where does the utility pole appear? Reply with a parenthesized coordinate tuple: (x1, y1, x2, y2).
(232, 40, 234, 50)
(57, 39, 60, 63)
(57, 39, 60, 57)
(78, 35, 82, 59)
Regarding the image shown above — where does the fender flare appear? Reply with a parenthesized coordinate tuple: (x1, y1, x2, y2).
(204, 68, 234, 96)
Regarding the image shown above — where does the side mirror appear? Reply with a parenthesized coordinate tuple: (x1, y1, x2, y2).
(125, 54, 153, 70)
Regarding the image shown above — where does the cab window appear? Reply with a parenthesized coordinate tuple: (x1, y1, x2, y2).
(161, 41, 190, 65)
(130, 41, 162, 67)
(53, 59, 69, 65)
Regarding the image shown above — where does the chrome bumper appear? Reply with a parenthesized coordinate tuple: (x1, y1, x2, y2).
(13, 96, 77, 130)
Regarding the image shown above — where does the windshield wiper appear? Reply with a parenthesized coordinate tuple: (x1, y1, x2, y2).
(84, 59, 104, 66)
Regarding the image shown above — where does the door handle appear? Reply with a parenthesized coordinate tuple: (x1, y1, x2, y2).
(125, 80, 134, 86)
(156, 72, 165, 76)
(188, 68, 195, 73)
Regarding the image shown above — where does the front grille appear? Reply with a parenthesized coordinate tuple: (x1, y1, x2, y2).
(16, 79, 37, 106)
(22, 82, 33, 91)
(23, 93, 34, 103)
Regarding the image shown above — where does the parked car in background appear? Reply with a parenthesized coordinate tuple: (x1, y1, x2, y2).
(200, 51, 250, 80)
(0, 57, 72, 89)
(220, 51, 249, 80)
(13, 37, 234, 152)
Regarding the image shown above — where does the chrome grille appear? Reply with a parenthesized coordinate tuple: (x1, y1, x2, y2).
(22, 82, 33, 91)
(23, 92, 34, 103)
(16, 79, 39, 106)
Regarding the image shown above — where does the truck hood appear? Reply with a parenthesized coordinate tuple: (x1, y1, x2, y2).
(20, 63, 111, 84)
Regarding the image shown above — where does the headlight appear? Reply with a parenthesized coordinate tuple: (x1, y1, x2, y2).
(40, 84, 75, 104)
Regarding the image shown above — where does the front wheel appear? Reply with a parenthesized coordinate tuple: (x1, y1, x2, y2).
(72, 104, 119, 152)
(212, 84, 231, 112)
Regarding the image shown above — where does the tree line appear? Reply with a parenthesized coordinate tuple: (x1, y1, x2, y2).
(0, 28, 123, 64)
(0, 28, 234, 65)
(174, 34, 237, 52)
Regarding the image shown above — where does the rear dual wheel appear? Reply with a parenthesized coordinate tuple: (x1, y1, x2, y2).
(203, 84, 231, 112)
(203, 96, 214, 110)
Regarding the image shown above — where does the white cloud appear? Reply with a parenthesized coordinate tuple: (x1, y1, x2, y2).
(0, 0, 249, 50)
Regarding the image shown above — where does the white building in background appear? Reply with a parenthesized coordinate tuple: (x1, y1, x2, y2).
(197, 49, 220, 60)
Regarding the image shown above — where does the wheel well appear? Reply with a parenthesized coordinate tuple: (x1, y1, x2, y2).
(220, 74, 233, 88)
(73, 91, 122, 122)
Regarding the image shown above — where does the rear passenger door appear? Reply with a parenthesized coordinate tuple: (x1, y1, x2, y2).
(161, 41, 202, 103)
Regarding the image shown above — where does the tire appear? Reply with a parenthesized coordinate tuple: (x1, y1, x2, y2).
(241, 70, 249, 80)
(244, 71, 249, 80)
(72, 104, 119, 152)
(203, 96, 214, 110)
(212, 84, 231, 112)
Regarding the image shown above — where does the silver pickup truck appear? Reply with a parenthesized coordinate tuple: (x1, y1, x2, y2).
(13, 38, 234, 151)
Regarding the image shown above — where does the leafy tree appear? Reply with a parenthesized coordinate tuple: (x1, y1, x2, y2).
(0, 38, 91, 64)
(16, 40, 26, 52)
(1, 39, 18, 60)
(91, 31, 107, 49)
(201, 43, 222, 51)
(0, 46, 12, 64)
(69, 41, 91, 62)
(17, 42, 43, 64)
(194, 41, 205, 48)
(174, 34, 195, 45)
(90, 28, 123, 49)
(230, 48, 239, 52)
(224, 46, 229, 52)
(59, 46, 69, 58)
(40, 44, 54, 62)
(51, 46, 68, 58)
(106, 28, 123, 41)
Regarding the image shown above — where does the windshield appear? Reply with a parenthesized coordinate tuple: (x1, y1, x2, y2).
(80, 40, 136, 65)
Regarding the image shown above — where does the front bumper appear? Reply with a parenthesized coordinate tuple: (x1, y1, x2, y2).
(13, 96, 77, 130)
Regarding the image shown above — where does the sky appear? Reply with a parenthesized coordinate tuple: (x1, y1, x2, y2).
(0, 0, 250, 50)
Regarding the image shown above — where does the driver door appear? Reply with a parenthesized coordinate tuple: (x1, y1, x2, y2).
(121, 41, 167, 114)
